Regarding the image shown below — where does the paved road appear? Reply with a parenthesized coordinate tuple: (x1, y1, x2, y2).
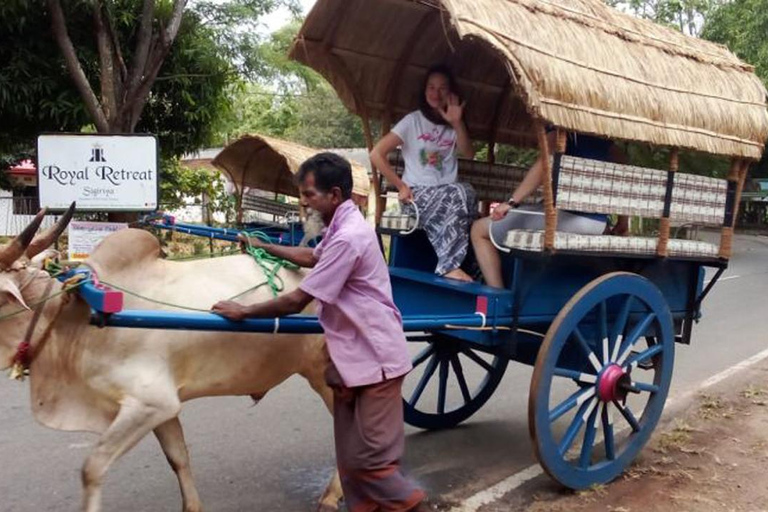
(1, 234, 767, 511)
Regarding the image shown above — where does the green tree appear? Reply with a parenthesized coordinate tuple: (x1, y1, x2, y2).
(703, 0, 768, 176)
(285, 83, 367, 148)
(1, 0, 298, 211)
(606, 0, 723, 36)
(219, 21, 369, 149)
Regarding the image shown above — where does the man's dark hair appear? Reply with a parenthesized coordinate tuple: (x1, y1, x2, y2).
(297, 152, 353, 200)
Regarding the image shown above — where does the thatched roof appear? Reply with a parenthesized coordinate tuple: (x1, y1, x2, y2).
(211, 134, 371, 198)
(289, 0, 768, 160)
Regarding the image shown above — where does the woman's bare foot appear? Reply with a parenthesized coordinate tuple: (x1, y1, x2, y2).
(442, 268, 473, 282)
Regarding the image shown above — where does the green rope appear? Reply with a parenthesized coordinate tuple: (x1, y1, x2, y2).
(91, 230, 298, 312)
(0, 229, 300, 318)
(239, 230, 299, 298)
(166, 248, 242, 261)
(94, 279, 274, 313)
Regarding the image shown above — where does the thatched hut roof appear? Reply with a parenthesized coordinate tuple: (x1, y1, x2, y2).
(289, 0, 768, 160)
(211, 134, 371, 198)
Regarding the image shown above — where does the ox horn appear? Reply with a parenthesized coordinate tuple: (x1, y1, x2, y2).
(25, 202, 76, 259)
(0, 208, 48, 268)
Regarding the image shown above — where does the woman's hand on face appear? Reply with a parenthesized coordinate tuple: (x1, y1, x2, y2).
(398, 184, 414, 203)
(491, 203, 511, 221)
(440, 93, 465, 126)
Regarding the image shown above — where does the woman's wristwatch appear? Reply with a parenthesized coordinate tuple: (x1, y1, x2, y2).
(507, 198, 520, 208)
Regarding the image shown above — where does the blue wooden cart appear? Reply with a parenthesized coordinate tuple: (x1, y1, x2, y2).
(76, 0, 768, 491)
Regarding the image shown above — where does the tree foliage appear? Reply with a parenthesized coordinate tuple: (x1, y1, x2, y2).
(702, 0, 768, 176)
(606, 0, 724, 36)
(218, 21, 369, 149)
(0, 0, 299, 208)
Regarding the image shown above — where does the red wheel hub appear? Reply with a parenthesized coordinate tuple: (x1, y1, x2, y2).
(598, 364, 628, 402)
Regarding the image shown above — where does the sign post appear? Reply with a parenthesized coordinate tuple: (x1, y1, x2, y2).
(37, 134, 158, 212)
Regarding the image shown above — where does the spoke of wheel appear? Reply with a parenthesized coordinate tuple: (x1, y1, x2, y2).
(631, 381, 659, 393)
(412, 344, 435, 368)
(617, 313, 657, 365)
(614, 401, 641, 432)
(408, 354, 439, 407)
(437, 357, 449, 414)
(599, 301, 609, 365)
(602, 403, 616, 460)
(460, 346, 494, 373)
(573, 326, 602, 372)
(549, 386, 596, 423)
(450, 354, 472, 404)
(579, 404, 600, 468)
(554, 367, 597, 384)
(625, 344, 663, 369)
(610, 296, 633, 362)
(558, 398, 595, 457)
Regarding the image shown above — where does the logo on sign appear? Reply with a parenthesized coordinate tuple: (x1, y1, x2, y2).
(89, 146, 106, 162)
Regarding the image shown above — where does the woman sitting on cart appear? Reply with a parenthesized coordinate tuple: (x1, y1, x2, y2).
(471, 131, 629, 288)
(371, 64, 477, 282)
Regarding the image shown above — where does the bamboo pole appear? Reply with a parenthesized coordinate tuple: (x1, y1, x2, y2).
(656, 148, 678, 257)
(555, 129, 567, 153)
(718, 159, 749, 259)
(536, 123, 557, 251)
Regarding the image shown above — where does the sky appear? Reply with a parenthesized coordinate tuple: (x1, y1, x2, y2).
(261, 0, 317, 33)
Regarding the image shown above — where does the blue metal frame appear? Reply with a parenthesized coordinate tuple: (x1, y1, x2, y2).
(139, 212, 310, 247)
(387, 231, 717, 342)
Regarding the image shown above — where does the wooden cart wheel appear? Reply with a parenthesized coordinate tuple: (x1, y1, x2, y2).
(529, 272, 675, 490)
(403, 335, 508, 430)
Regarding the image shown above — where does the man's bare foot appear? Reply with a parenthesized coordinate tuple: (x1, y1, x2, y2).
(443, 268, 473, 282)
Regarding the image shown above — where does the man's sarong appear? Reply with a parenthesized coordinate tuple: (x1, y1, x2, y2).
(326, 365, 425, 512)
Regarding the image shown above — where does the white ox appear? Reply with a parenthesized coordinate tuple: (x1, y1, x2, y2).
(0, 210, 341, 512)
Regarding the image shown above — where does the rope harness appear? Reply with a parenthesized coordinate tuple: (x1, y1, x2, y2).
(5, 230, 299, 380)
(7, 272, 89, 381)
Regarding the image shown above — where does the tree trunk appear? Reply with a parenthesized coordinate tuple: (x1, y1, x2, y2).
(48, 0, 189, 223)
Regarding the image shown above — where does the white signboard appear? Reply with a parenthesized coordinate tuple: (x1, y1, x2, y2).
(38, 134, 158, 211)
(68, 221, 128, 261)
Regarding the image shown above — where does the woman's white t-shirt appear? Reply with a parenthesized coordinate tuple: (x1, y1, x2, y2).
(391, 110, 458, 187)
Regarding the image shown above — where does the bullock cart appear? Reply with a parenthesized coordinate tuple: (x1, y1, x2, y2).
(73, 0, 768, 492)
(145, 134, 371, 247)
(211, 133, 370, 244)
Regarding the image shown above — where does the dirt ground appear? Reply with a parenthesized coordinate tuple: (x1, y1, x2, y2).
(471, 362, 768, 512)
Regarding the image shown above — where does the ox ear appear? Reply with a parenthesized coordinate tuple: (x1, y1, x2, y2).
(0, 279, 29, 311)
(26, 202, 76, 259)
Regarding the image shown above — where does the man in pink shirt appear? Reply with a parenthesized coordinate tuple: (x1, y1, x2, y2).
(212, 153, 426, 512)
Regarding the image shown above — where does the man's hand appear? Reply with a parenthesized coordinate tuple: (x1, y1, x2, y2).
(398, 183, 414, 203)
(211, 300, 249, 321)
(237, 233, 264, 253)
(609, 215, 630, 236)
(491, 203, 511, 221)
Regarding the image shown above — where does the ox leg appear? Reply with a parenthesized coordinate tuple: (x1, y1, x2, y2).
(302, 364, 343, 512)
(154, 417, 203, 512)
(82, 396, 180, 512)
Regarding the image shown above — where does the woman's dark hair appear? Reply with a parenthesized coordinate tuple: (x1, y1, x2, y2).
(418, 64, 462, 125)
(296, 152, 353, 200)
